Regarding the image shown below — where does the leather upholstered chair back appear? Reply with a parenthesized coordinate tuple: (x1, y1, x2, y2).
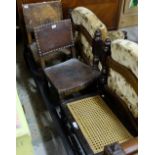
(34, 19, 74, 68)
(22, 1, 62, 44)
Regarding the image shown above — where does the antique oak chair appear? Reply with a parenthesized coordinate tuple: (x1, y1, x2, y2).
(71, 6, 138, 127)
(34, 17, 138, 154)
(22, 1, 71, 67)
(53, 7, 137, 155)
(34, 19, 101, 101)
(59, 33, 138, 155)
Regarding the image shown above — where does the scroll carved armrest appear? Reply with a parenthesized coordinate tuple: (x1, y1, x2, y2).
(103, 137, 138, 155)
(121, 137, 138, 155)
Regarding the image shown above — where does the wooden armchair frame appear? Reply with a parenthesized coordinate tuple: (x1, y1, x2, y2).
(57, 25, 138, 154)
(21, 4, 138, 154)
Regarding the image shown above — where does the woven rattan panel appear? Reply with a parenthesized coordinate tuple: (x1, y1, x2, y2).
(67, 96, 132, 154)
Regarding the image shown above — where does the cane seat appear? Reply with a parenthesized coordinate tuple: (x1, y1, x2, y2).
(44, 59, 100, 97)
(66, 95, 132, 154)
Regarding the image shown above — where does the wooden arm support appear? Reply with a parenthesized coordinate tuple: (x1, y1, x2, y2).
(121, 137, 138, 155)
(103, 138, 138, 155)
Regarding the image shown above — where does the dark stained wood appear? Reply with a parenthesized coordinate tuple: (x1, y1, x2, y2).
(74, 24, 92, 45)
(121, 137, 138, 155)
(103, 86, 138, 135)
(61, 0, 122, 30)
(61, 102, 94, 155)
(103, 138, 138, 155)
(44, 59, 100, 97)
(34, 20, 101, 100)
(103, 137, 138, 155)
(104, 142, 126, 155)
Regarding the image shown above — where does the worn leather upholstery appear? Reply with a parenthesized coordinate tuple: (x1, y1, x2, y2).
(23, 1, 62, 31)
(23, 1, 64, 65)
(34, 20, 74, 56)
(44, 58, 100, 97)
(34, 19, 100, 97)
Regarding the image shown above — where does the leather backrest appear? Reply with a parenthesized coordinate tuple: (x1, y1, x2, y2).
(34, 19, 74, 56)
(22, 1, 62, 32)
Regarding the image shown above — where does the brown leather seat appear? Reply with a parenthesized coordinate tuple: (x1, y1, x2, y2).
(33, 19, 102, 99)
(44, 58, 100, 97)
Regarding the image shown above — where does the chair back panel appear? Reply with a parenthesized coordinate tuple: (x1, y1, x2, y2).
(34, 19, 74, 56)
(22, 1, 62, 32)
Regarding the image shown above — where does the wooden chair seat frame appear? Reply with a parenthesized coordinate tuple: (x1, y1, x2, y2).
(39, 25, 137, 155)
(22, 5, 138, 154)
(55, 23, 138, 155)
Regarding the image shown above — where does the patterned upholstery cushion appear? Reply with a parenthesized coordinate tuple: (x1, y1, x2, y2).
(108, 30, 125, 41)
(108, 69, 138, 118)
(111, 39, 138, 78)
(71, 7, 108, 65)
(71, 7, 138, 118)
(71, 7, 125, 65)
(71, 7, 108, 40)
(108, 40, 138, 118)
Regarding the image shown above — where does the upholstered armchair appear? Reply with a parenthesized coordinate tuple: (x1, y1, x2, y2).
(71, 7, 138, 154)
(108, 39, 138, 118)
(71, 7, 138, 119)
(71, 7, 126, 65)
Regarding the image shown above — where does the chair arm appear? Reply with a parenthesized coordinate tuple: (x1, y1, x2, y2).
(121, 137, 138, 155)
(103, 137, 138, 155)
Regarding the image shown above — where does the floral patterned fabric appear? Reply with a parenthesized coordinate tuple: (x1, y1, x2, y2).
(71, 7, 108, 40)
(71, 7, 138, 118)
(108, 69, 138, 118)
(71, 7, 126, 65)
(108, 30, 125, 41)
(111, 39, 138, 78)
(109, 40, 138, 118)
(71, 7, 108, 65)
